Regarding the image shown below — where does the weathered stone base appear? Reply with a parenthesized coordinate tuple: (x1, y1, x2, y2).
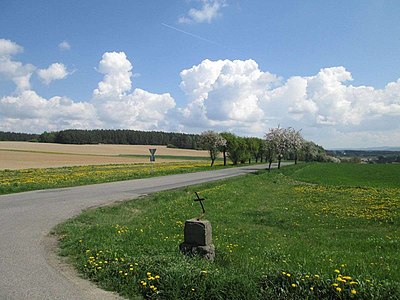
(179, 243, 215, 261)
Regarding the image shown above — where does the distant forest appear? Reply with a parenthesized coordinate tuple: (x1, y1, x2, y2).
(0, 129, 200, 149)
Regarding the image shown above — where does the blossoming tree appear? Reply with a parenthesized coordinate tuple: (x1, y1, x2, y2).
(199, 130, 227, 167)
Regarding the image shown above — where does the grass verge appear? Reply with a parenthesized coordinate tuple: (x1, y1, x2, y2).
(0, 161, 233, 195)
(55, 163, 400, 299)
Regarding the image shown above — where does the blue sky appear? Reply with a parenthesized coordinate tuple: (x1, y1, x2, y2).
(1, 0, 400, 148)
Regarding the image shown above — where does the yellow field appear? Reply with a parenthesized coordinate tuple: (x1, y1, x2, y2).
(0, 142, 209, 170)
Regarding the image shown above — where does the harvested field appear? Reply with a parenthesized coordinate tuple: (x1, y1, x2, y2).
(0, 142, 209, 170)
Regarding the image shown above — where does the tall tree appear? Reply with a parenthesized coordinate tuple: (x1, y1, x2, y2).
(287, 127, 304, 164)
(199, 131, 226, 167)
(265, 126, 289, 169)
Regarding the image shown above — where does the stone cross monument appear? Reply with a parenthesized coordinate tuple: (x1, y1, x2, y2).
(179, 192, 215, 260)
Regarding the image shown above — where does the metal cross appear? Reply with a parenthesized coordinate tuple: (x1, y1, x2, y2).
(194, 192, 206, 219)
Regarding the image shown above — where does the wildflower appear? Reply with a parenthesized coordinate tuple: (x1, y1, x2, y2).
(291, 283, 297, 287)
(314, 274, 320, 279)
(142, 282, 147, 286)
(310, 287, 314, 291)
(334, 269, 340, 273)
(332, 283, 339, 287)
(286, 273, 291, 277)
(155, 275, 160, 279)
(343, 276, 352, 280)
(350, 281, 358, 285)
(130, 268, 134, 271)
(351, 289, 357, 295)
(336, 287, 342, 292)
(147, 272, 152, 276)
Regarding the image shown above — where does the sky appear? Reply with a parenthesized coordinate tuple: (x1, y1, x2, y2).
(1, 0, 400, 149)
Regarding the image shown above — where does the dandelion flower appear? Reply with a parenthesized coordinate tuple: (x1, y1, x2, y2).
(351, 289, 357, 295)
(336, 287, 342, 292)
(334, 269, 340, 273)
(291, 283, 297, 287)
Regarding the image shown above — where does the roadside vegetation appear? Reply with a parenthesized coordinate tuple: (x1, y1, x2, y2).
(0, 161, 230, 195)
(55, 163, 400, 299)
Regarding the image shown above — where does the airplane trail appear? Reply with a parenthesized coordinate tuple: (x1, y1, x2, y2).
(161, 23, 221, 46)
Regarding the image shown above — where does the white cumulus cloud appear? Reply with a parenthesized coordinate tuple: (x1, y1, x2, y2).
(179, 0, 227, 24)
(176, 59, 400, 147)
(58, 40, 71, 51)
(92, 51, 176, 130)
(93, 52, 133, 97)
(0, 90, 99, 133)
(37, 63, 70, 85)
(0, 39, 35, 92)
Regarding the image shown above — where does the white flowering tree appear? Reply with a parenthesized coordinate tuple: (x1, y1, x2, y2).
(265, 126, 290, 169)
(199, 130, 227, 167)
(287, 127, 304, 164)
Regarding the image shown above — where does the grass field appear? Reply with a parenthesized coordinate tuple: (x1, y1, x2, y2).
(0, 161, 230, 195)
(55, 163, 400, 299)
(0, 142, 210, 169)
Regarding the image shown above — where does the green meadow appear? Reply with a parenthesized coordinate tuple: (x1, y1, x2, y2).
(55, 163, 400, 299)
(0, 161, 229, 195)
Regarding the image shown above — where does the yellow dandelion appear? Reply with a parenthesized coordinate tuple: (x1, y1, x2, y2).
(142, 282, 147, 286)
(351, 289, 357, 295)
(336, 287, 342, 292)
(310, 287, 314, 291)
(155, 275, 160, 279)
(291, 283, 297, 287)
(343, 276, 352, 280)
(332, 283, 339, 287)
(286, 273, 291, 277)
(350, 281, 358, 285)
(334, 269, 340, 273)
(147, 272, 152, 276)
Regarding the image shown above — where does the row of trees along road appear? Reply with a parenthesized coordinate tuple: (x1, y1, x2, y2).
(199, 127, 328, 168)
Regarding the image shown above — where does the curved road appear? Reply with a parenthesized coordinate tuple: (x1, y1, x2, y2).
(0, 163, 278, 299)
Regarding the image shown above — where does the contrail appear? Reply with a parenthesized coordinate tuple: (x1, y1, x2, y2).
(161, 23, 221, 46)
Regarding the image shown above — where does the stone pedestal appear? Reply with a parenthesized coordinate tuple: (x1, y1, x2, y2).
(179, 219, 215, 260)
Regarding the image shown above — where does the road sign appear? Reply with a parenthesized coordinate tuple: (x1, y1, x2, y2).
(149, 148, 156, 162)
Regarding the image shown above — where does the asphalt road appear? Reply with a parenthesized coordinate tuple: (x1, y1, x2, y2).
(0, 163, 278, 299)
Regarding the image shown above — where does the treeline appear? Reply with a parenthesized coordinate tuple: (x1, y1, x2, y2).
(0, 130, 200, 149)
(0, 131, 40, 141)
(199, 130, 331, 167)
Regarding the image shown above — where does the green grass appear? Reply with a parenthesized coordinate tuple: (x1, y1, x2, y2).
(0, 161, 234, 195)
(280, 163, 400, 188)
(55, 163, 400, 299)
